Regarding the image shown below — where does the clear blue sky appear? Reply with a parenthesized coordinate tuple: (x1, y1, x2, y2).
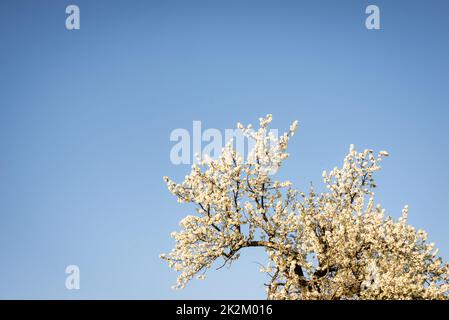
(1, 0, 449, 299)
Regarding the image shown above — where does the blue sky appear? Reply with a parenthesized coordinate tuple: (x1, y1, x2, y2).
(0, 0, 449, 299)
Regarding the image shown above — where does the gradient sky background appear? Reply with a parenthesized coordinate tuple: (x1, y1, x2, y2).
(1, 0, 449, 299)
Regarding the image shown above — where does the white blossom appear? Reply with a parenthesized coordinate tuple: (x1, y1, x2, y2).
(161, 115, 449, 300)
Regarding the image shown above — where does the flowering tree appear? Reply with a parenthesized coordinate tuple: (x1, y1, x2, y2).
(161, 115, 449, 300)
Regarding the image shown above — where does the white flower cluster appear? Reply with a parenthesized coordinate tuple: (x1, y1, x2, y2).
(161, 115, 449, 300)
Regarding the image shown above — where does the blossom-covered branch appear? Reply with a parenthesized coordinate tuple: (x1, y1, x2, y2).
(161, 115, 449, 300)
